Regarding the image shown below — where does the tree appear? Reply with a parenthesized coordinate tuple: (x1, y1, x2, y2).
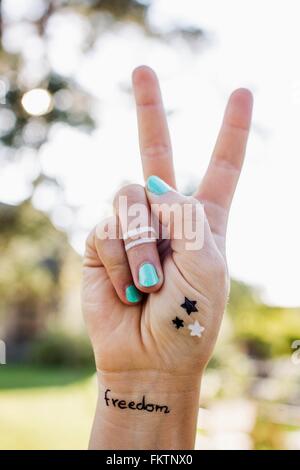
(0, 0, 203, 156)
(0, 201, 81, 358)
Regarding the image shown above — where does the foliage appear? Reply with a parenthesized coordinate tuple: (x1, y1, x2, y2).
(228, 280, 300, 358)
(0, 201, 75, 304)
(29, 331, 94, 367)
(0, 202, 62, 303)
(0, 201, 81, 347)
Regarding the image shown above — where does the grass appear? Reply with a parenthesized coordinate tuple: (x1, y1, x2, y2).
(0, 365, 94, 389)
(0, 365, 97, 449)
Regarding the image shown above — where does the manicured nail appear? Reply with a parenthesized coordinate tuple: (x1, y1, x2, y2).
(126, 285, 142, 303)
(147, 175, 171, 195)
(139, 263, 159, 287)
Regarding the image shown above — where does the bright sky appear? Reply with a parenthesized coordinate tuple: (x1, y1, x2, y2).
(1, 0, 300, 307)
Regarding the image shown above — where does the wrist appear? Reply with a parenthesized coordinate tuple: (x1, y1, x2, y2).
(89, 370, 202, 450)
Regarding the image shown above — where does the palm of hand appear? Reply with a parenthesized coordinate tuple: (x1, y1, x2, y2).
(83, 237, 227, 373)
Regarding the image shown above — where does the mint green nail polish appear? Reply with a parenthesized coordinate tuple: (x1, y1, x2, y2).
(126, 285, 142, 303)
(139, 263, 159, 287)
(147, 175, 171, 195)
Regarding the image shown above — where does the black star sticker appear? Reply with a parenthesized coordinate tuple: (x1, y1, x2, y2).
(181, 297, 198, 315)
(172, 316, 184, 329)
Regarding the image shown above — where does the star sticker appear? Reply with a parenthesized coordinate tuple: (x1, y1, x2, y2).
(188, 320, 205, 338)
(172, 316, 184, 329)
(181, 297, 198, 315)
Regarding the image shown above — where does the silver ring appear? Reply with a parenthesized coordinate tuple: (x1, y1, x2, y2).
(125, 237, 157, 252)
(123, 226, 156, 240)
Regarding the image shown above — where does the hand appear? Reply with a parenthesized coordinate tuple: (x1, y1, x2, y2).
(82, 66, 253, 449)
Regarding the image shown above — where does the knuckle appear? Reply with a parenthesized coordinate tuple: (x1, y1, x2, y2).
(83, 227, 100, 267)
(85, 227, 96, 251)
(114, 184, 145, 207)
(142, 143, 171, 160)
(107, 259, 128, 277)
(95, 216, 118, 241)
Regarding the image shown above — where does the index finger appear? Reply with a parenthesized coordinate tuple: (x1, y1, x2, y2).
(132, 65, 176, 188)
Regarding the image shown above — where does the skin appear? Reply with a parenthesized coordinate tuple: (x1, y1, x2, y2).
(82, 65, 253, 450)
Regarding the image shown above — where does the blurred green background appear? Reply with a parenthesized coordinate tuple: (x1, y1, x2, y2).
(0, 0, 300, 450)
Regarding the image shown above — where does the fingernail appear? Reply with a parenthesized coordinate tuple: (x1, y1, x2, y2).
(139, 263, 159, 287)
(147, 175, 171, 195)
(126, 285, 142, 303)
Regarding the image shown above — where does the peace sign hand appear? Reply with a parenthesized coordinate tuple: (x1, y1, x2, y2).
(82, 66, 253, 450)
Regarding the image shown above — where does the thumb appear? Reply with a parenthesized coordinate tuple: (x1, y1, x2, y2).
(145, 175, 212, 257)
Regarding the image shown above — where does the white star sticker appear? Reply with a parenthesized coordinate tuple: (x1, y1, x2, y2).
(188, 320, 205, 338)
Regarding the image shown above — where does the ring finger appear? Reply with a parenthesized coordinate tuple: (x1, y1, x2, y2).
(114, 183, 164, 293)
